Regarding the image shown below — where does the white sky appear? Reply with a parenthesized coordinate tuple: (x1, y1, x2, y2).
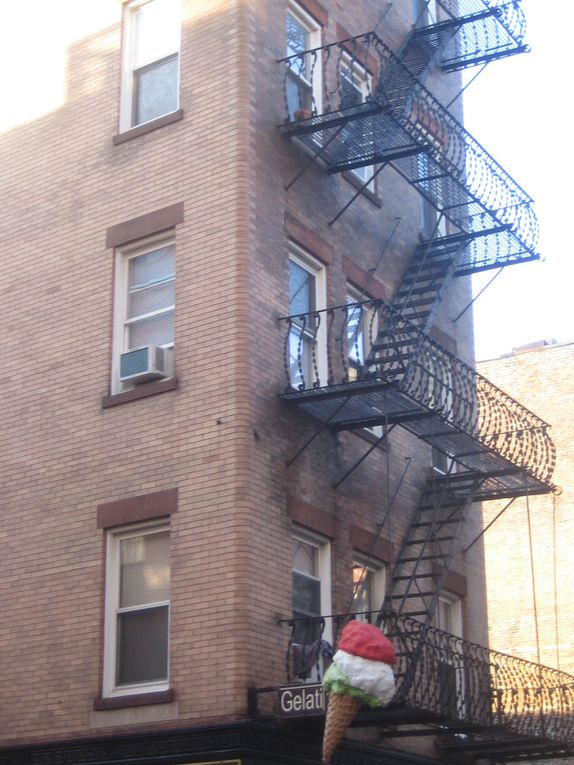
(462, 0, 574, 361)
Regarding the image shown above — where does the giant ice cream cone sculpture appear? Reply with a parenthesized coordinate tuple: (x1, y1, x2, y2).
(322, 621, 396, 764)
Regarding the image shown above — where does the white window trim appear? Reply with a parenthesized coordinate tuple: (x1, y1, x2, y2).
(111, 231, 175, 394)
(292, 527, 332, 646)
(352, 554, 386, 619)
(340, 52, 375, 189)
(103, 520, 170, 698)
(438, 591, 463, 637)
(437, 591, 465, 716)
(346, 286, 383, 436)
(289, 244, 328, 388)
(119, 0, 181, 133)
(287, 0, 323, 115)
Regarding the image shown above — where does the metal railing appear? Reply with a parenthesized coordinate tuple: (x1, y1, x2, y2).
(283, 610, 574, 745)
(280, 299, 555, 484)
(431, 1, 527, 71)
(279, 31, 538, 271)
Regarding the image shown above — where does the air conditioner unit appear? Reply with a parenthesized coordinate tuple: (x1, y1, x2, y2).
(119, 345, 168, 384)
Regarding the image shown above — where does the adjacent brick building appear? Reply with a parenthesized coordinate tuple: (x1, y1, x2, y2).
(479, 341, 574, 675)
(1, 2, 571, 765)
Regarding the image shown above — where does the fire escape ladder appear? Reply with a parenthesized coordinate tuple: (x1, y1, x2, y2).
(383, 472, 480, 624)
(392, 222, 458, 333)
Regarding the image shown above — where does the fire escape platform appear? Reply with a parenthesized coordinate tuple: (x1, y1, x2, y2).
(281, 379, 550, 501)
(280, 300, 555, 498)
(279, 30, 538, 274)
(410, 1, 528, 73)
(252, 610, 574, 761)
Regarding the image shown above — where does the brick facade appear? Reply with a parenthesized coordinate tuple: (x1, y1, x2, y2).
(0, 1, 539, 763)
(478, 342, 574, 673)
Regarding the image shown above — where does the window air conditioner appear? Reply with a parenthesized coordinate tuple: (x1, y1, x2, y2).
(119, 345, 168, 384)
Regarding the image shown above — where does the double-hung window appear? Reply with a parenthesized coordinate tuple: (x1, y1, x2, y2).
(103, 523, 171, 697)
(286, 2, 322, 120)
(288, 246, 326, 389)
(340, 54, 375, 188)
(292, 530, 332, 648)
(436, 592, 465, 716)
(112, 234, 175, 393)
(120, 0, 180, 131)
(345, 287, 374, 379)
(352, 555, 386, 622)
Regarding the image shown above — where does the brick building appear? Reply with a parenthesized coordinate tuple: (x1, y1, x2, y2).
(479, 341, 574, 675)
(1, 2, 571, 765)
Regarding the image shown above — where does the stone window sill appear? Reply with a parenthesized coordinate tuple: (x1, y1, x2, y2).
(102, 377, 178, 409)
(93, 689, 174, 711)
(113, 110, 184, 145)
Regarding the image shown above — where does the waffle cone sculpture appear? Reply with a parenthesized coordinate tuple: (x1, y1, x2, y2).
(321, 621, 396, 764)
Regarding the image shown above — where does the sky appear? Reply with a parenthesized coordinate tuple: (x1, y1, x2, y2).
(461, 0, 574, 361)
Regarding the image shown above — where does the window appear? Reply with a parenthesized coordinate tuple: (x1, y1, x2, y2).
(346, 288, 383, 436)
(286, 2, 322, 120)
(288, 246, 326, 389)
(345, 287, 375, 379)
(292, 530, 332, 646)
(103, 522, 170, 697)
(432, 445, 453, 475)
(437, 592, 465, 717)
(340, 54, 375, 188)
(112, 234, 175, 393)
(120, 0, 180, 131)
(352, 556, 386, 621)
(414, 0, 439, 27)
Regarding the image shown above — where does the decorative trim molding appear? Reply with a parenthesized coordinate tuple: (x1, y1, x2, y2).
(97, 487, 178, 529)
(285, 213, 333, 265)
(343, 256, 389, 301)
(288, 495, 339, 539)
(106, 204, 184, 249)
(350, 526, 392, 563)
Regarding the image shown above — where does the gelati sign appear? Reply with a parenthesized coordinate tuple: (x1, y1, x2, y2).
(278, 683, 326, 717)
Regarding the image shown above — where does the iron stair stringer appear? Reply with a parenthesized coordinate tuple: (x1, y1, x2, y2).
(382, 470, 482, 625)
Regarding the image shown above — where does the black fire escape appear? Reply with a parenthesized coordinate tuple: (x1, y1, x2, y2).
(260, 2, 574, 759)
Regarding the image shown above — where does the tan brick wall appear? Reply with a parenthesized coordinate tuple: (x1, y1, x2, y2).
(478, 342, 574, 674)
(0, 0, 483, 751)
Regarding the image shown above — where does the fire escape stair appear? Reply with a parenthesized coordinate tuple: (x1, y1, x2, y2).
(280, 30, 539, 275)
(382, 473, 479, 626)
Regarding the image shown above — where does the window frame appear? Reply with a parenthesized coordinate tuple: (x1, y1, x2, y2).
(352, 554, 386, 621)
(292, 527, 332, 647)
(346, 286, 383, 437)
(119, 0, 181, 133)
(436, 591, 465, 716)
(111, 231, 176, 395)
(103, 520, 171, 698)
(288, 244, 327, 389)
(286, 1, 323, 119)
(414, 0, 439, 27)
(339, 52, 376, 189)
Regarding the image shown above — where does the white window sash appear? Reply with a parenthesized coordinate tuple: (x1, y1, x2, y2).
(112, 234, 175, 393)
(287, 1, 323, 115)
(289, 245, 327, 388)
(120, 0, 181, 131)
(103, 522, 171, 698)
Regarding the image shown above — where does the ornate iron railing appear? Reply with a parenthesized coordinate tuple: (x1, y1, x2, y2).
(280, 299, 555, 485)
(283, 610, 574, 746)
(430, 1, 527, 71)
(279, 31, 538, 272)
